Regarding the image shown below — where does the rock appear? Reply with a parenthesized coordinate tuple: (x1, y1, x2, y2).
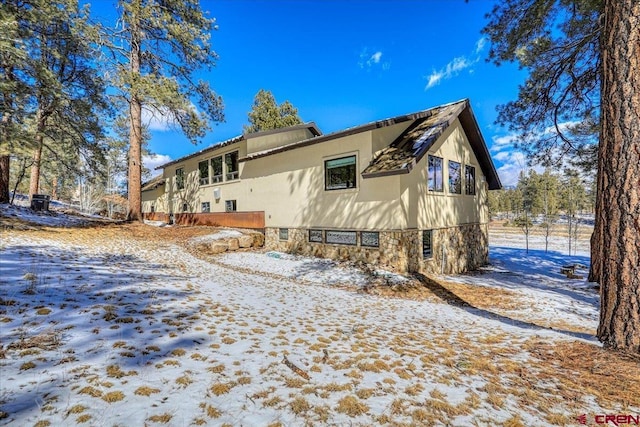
(250, 232, 265, 247)
(238, 235, 253, 248)
(210, 242, 229, 254)
(228, 238, 239, 251)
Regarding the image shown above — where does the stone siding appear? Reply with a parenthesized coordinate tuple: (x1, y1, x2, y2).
(265, 224, 488, 275)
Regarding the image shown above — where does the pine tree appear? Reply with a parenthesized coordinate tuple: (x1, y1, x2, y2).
(484, 0, 640, 353)
(244, 89, 303, 134)
(98, 0, 224, 221)
(1, 0, 109, 203)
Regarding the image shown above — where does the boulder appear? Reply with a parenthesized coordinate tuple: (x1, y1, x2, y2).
(228, 238, 240, 251)
(210, 242, 229, 254)
(238, 235, 253, 248)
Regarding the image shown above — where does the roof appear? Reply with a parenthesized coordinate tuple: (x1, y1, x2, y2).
(141, 174, 166, 192)
(362, 100, 501, 190)
(240, 99, 501, 190)
(156, 122, 321, 170)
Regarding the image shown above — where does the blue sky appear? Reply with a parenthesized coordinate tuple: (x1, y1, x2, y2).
(94, 0, 532, 186)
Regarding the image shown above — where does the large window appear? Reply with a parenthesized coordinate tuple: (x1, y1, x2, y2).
(176, 167, 185, 190)
(428, 156, 443, 192)
(225, 151, 239, 181)
(199, 160, 209, 185)
(465, 165, 476, 195)
(211, 156, 223, 183)
(449, 160, 461, 194)
(325, 155, 356, 190)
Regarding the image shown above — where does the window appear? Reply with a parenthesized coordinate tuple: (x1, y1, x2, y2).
(326, 230, 357, 245)
(176, 167, 185, 190)
(225, 151, 239, 181)
(465, 165, 476, 195)
(309, 229, 323, 243)
(182, 203, 188, 212)
(422, 230, 433, 259)
(199, 160, 209, 185)
(428, 156, 443, 192)
(325, 155, 356, 190)
(448, 160, 462, 194)
(201, 202, 210, 213)
(279, 228, 289, 240)
(361, 231, 379, 248)
(150, 204, 155, 213)
(211, 156, 223, 183)
(225, 200, 237, 212)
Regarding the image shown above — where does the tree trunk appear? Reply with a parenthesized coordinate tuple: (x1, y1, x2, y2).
(127, 4, 143, 222)
(28, 110, 47, 199)
(0, 155, 9, 204)
(595, 0, 640, 353)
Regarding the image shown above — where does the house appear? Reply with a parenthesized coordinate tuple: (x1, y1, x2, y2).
(142, 99, 502, 274)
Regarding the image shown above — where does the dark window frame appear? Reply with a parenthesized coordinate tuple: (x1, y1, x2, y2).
(324, 155, 357, 191)
(279, 228, 289, 241)
(428, 155, 444, 192)
(465, 165, 476, 195)
(225, 151, 239, 181)
(422, 230, 433, 259)
(198, 160, 210, 185)
(448, 160, 462, 194)
(325, 230, 357, 246)
(360, 231, 380, 248)
(182, 202, 188, 213)
(211, 156, 223, 183)
(201, 202, 210, 213)
(225, 200, 237, 212)
(309, 229, 323, 243)
(176, 167, 185, 190)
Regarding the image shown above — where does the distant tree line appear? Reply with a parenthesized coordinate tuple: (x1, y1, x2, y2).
(488, 169, 595, 254)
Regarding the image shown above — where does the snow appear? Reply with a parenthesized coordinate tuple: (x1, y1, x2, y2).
(0, 210, 634, 426)
(189, 229, 244, 243)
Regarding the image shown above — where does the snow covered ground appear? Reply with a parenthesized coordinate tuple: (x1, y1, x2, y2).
(0, 205, 637, 426)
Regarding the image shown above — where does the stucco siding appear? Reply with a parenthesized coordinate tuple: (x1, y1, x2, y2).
(401, 119, 488, 230)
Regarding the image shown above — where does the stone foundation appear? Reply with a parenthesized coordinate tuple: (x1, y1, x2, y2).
(265, 224, 488, 275)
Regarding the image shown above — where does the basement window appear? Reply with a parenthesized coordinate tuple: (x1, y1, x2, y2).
(279, 228, 289, 241)
(422, 230, 433, 259)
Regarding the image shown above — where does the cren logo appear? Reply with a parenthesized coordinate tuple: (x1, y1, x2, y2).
(577, 414, 587, 425)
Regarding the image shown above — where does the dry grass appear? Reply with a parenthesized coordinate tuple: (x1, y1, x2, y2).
(336, 395, 369, 417)
(134, 386, 161, 396)
(147, 413, 172, 423)
(76, 414, 91, 423)
(101, 391, 125, 403)
(526, 339, 640, 408)
(210, 382, 233, 396)
(78, 386, 102, 397)
(289, 396, 311, 415)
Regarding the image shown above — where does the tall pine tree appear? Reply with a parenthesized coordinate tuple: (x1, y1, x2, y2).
(98, 0, 224, 221)
(483, 0, 639, 353)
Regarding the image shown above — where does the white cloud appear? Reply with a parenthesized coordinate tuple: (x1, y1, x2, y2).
(358, 48, 390, 71)
(475, 37, 487, 54)
(143, 154, 172, 172)
(424, 37, 486, 90)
